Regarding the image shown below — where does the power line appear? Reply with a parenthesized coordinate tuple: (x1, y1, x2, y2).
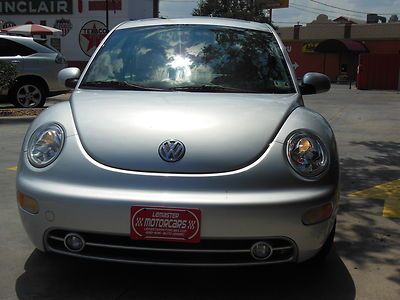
(289, 4, 336, 19)
(292, 1, 364, 17)
(278, 3, 366, 26)
(308, 0, 399, 16)
(290, 3, 364, 20)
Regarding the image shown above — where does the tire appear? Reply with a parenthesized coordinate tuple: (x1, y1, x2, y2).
(11, 79, 47, 108)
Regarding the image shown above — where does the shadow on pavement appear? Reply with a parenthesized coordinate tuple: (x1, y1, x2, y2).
(335, 140, 400, 287)
(16, 249, 355, 300)
(340, 141, 400, 193)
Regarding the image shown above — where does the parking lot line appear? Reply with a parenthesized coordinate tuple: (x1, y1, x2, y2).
(349, 179, 400, 218)
(7, 166, 17, 171)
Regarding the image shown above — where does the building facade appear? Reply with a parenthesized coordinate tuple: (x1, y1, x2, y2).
(0, 0, 159, 68)
(278, 14, 400, 89)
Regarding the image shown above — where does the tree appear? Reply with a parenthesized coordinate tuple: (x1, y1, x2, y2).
(0, 61, 16, 89)
(193, 0, 270, 23)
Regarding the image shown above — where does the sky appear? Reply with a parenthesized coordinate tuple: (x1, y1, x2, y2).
(159, 0, 400, 26)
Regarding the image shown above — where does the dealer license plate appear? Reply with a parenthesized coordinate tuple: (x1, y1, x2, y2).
(130, 206, 201, 243)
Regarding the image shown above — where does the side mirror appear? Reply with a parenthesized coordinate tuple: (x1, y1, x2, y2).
(58, 67, 81, 89)
(300, 72, 331, 95)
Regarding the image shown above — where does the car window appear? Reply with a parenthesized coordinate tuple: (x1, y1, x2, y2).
(81, 25, 296, 94)
(34, 39, 59, 53)
(0, 38, 36, 57)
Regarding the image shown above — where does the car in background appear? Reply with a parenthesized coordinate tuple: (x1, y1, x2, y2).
(0, 35, 68, 108)
(17, 18, 339, 266)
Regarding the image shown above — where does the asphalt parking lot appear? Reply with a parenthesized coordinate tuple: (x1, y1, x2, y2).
(0, 85, 399, 300)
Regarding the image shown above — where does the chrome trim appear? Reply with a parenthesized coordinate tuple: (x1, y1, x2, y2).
(158, 139, 186, 162)
(48, 235, 251, 253)
(86, 242, 251, 254)
(45, 229, 298, 266)
(47, 247, 296, 267)
(272, 246, 294, 251)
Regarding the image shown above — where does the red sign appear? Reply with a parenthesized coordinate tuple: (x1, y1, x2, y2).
(89, 0, 122, 11)
(256, 0, 289, 9)
(79, 20, 108, 57)
(131, 206, 201, 243)
(54, 18, 72, 36)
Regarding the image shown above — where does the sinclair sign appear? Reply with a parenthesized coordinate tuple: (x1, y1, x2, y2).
(0, 0, 73, 15)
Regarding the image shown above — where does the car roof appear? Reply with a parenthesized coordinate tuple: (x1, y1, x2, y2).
(0, 34, 35, 42)
(117, 17, 273, 33)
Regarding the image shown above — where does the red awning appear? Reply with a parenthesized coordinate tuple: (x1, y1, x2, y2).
(1, 24, 61, 36)
(315, 39, 369, 53)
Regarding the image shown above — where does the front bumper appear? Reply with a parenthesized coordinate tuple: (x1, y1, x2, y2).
(18, 187, 336, 265)
(17, 133, 339, 266)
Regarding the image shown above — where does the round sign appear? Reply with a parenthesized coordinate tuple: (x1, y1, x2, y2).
(79, 20, 108, 57)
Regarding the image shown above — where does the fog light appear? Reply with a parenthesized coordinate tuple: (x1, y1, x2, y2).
(302, 202, 333, 225)
(64, 233, 85, 252)
(251, 242, 272, 260)
(17, 192, 39, 214)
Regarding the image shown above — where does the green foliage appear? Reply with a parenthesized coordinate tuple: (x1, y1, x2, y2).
(0, 61, 17, 89)
(193, 0, 270, 23)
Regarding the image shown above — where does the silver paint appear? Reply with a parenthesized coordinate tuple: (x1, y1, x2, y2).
(17, 18, 339, 265)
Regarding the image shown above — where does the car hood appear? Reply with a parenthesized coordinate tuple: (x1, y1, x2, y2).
(71, 90, 300, 173)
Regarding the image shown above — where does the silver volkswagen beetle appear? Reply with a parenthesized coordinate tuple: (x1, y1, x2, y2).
(17, 18, 339, 266)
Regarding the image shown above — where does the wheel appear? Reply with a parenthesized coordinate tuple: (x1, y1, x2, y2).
(11, 80, 47, 108)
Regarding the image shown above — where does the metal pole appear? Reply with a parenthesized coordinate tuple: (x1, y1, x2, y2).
(269, 8, 273, 24)
(106, 0, 109, 31)
(153, 0, 159, 18)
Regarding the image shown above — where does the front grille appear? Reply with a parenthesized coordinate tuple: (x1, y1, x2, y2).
(45, 229, 297, 266)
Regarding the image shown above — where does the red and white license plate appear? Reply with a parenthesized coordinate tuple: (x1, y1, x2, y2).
(130, 206, 201, 243)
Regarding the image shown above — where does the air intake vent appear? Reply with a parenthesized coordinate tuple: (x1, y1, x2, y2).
(46, 229, 297, 266)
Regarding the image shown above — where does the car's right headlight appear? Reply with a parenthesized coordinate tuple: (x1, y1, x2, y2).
(286, 131, 329, 178)
(27, 123, 65, 168)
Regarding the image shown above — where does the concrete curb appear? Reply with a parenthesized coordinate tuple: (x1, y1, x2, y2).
(0, 93, 70, 122)
(47, 93, 71, 102)
(0, 116, 35, 124)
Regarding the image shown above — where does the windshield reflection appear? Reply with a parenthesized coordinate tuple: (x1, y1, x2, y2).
(167, 55, 193, 82)
(82, 25, 295, 94)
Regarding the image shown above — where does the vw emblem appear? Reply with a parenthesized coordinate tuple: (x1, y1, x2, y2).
(158, 140, 185, 162)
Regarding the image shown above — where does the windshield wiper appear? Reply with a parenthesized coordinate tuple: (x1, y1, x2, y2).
(80, 81, 165, 91)
(168, 84, 257, 93)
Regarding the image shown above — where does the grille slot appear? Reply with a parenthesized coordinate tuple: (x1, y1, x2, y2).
(46, 229, 297, 266)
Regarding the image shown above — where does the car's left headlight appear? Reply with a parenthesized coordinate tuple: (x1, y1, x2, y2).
(27, 123, 65, 168)
(286, 131, 329, 178)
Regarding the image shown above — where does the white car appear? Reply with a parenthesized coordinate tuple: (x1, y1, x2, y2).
(0, 35, 67, 108)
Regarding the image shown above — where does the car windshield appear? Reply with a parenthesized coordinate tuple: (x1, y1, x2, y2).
(80, 24, 296, 94)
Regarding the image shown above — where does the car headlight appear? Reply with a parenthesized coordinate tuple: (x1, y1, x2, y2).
(286, 131, 329, 178)
(27, 123, 65, 168)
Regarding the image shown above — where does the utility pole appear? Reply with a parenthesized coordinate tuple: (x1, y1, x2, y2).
(153, 0, 159, 18)
(269, 8, 273, 24)
(105, 0, 109, 31)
